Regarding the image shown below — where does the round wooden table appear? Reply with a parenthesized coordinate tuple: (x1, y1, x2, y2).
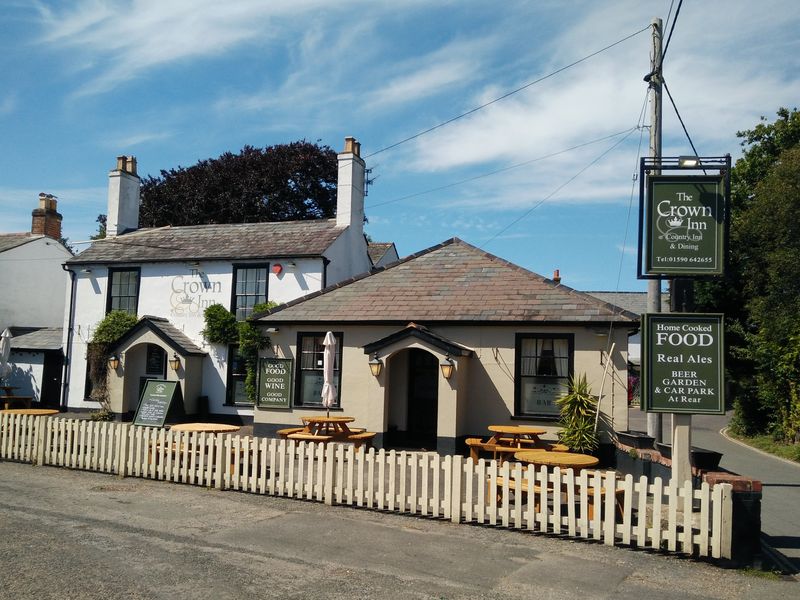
(0, 408, 60, 416)
(300, 416, 356, 437)
(170, 423, 241, 434)
(514, 450, 599, 470)
(487, 424, 547, 448)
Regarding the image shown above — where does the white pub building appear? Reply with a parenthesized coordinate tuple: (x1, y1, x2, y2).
(62, 138, 385, 418)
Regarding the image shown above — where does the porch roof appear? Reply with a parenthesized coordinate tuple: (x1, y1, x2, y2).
(108, 316, 206, 357)
(363, 323, 475, 357)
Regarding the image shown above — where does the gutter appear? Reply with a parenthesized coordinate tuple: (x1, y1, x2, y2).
(60, 264, 77, 409)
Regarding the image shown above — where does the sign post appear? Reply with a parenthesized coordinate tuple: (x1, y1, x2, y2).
(256, 357, 293, 409)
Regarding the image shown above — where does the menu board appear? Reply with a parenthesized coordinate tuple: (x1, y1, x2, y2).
(256, 358, 293, 409)
(133, 380, 181, 427)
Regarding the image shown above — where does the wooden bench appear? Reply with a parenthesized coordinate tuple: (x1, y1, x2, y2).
(1, 396, 33, 410)
(277, 427, 304, 439)
(493, 475, 624, 520)
(347, 431, 376, 450)
(466, 438, 544, 463)
(287, 432, 334, 443)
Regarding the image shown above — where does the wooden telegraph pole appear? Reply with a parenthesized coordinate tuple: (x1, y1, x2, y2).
(646, 18, 664, 444)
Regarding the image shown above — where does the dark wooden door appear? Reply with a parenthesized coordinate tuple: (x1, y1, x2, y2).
(406, 349, 438, 446)
(40, 351, 63, 407)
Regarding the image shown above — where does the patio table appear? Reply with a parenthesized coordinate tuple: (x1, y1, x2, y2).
(514, 450, 599, 471)
(170, 423, 241, 434)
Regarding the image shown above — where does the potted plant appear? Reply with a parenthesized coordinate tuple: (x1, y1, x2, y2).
(556, 373, 600, 454)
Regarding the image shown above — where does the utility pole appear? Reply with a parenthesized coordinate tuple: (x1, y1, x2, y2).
(646, 17, 663, 444)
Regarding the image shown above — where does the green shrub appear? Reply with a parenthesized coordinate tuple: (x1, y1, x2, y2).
(201, 304, 238, 344)
(88, 311, 138, 407)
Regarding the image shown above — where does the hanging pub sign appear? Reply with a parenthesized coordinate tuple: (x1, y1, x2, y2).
(642, 313, 724, 414)
(642, 174, 727, 277)
(256, 357, 293, 409)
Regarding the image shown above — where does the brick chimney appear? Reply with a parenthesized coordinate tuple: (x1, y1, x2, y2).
(552, 269, 561, 284)
(31, 193, 63, 240)
(107, 155, 140, 237)
(336, 137, 365, 237)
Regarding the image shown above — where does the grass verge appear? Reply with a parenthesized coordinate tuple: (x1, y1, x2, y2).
(726, 431, 800, 463)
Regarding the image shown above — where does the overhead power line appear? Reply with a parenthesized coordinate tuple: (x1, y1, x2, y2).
(364, 24, 651, 159)
(660, 0, 684, 68)
(663, 79, 701, 159)
(479, 125, 640, 248)
(367, 127, 638, 209)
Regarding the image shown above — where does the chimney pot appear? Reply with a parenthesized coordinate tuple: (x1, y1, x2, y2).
(343, 136, 360, 157)
(553, 269, 561, 284)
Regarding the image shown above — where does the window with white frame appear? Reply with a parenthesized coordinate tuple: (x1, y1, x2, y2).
(295, 333, 342, 407)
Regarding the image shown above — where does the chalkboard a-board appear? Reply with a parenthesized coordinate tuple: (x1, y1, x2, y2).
(133, 380, 182, 427)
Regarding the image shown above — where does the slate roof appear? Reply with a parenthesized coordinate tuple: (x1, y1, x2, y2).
(367, 242, 396, 266)
(9, 327, 63, 351)
(109, 316, 206, 356)
(67, 219, 346, 265)
(0, 233, 41, 253)
(255, 238, 640, 324)
(586, 291, 670, 315)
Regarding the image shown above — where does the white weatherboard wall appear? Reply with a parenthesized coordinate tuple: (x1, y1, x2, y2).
(0, 238, 71, 331)
(64, 258, 327, 413)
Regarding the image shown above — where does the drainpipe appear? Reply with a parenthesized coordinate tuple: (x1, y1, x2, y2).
(61, 264, 77, 410)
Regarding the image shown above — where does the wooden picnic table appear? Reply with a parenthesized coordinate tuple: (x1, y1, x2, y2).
(514, 450, 599, 471)
(299, 415, 356, 437)
(0, 408, 59, 416)
(486, 424, 547, 448)
(1, 396, 34, 410)
(170, 423, 241, 434)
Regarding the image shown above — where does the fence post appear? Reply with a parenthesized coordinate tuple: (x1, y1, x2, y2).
(34, 416, 46, 466)
(215, 433, 224, 490)
(115, 422, 129, 478)
(451, 455, 462, 523)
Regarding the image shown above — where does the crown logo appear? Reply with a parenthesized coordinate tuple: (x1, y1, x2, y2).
(180, 293, 192, 304)
(667, 217, 683, 227)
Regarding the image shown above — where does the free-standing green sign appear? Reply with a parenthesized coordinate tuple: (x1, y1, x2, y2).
(645, 175, 725, 276)
(642, 313, 724, 414)
(133, 380, 182, 427)
(256, 357, 293, 409)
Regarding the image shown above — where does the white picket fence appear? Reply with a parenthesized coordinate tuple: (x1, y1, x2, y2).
(0, 414, 733, 558)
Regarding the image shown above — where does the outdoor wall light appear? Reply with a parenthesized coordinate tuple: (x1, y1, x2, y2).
(368, 353, 383, 377)
(678, 155, 700, 168)
(169, 353, 181, 371)
(81, 267, 92, 274)
(439, 355, 454, 380)
(108, 354, 120, 370)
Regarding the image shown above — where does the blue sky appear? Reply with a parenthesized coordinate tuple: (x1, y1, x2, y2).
(2, 1, 799, 292)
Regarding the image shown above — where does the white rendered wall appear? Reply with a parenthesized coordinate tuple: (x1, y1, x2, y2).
(324, 229, 371, 286)
(0, 238, 70, 331)
(64, 258, 327, 413)
(6, 350, 44, 400)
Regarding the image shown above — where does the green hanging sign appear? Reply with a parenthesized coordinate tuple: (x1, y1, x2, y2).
(256, 357, 293, 409)
(645, 175, 726, 276)
(642, 313, 725, 414)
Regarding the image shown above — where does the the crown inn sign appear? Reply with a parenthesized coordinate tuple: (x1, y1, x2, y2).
(643, 175, 726, 277)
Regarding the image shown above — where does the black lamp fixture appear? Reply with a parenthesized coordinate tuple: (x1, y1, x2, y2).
(678, 155, 700, 168)
(368, 353, 383, 377)
(439, 354, 454, 380)
(108, 354, 120, 370)
(169, 353, 181, 371)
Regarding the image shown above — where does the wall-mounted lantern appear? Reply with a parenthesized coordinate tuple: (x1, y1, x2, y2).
(368, 353, 383, 377)
(169, 353, 181, 372)
(108, 354, 120, 370)
(439, 355, 454, 380)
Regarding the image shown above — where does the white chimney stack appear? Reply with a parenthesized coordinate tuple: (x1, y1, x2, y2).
(107, 155, 140, 237)
(336, 137, 365, 239)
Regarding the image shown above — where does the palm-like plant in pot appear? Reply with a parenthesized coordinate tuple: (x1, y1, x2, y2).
(556, 373, 599, 454)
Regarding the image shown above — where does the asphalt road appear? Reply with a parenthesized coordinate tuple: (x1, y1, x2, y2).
(0, 460, 796, 599)
(629, 409, 800, 573)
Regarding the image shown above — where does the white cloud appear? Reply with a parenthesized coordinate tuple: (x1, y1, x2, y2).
(0, 93, 17, 116)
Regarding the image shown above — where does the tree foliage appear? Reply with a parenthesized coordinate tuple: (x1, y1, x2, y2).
(696, 108, 800, 439)
(139, 141, 338, 227)
(556, 374, 600, 453)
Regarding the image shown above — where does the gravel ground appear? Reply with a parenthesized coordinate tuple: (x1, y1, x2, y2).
(0, 460, 795, 600)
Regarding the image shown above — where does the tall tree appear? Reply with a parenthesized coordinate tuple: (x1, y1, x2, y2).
(696, 108, 800, 437)
(138, 141, 338, 227)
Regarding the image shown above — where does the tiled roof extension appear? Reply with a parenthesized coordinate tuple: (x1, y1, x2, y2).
(256, 238, 639, 324)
